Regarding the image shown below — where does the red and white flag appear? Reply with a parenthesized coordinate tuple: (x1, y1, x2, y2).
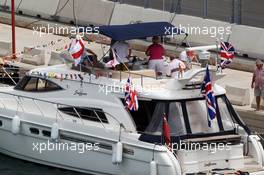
(69, 37, 85, 66)
(163, 115, 172, 151)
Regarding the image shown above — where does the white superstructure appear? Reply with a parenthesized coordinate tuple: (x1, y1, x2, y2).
(0, 64, 263, 175)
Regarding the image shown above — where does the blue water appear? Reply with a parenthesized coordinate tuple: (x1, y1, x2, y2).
(0, 153, 89, 175)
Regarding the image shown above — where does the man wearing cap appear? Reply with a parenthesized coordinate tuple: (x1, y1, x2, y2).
(251, 59, 264, 111)
(111, 40, 132, 71)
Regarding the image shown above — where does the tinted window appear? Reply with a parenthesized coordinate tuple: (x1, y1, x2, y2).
(24, 77, 38, 91)
(144, 102, 186, 136)
(59, 107, 108, 123)
(127, 100, 157, 132)
(42, 130, 51, 137)
(30, 127, 40, 135)
(15, 76, 62, 92)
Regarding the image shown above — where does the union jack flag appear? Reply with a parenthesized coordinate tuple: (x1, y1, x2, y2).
(125, 77, 139, 111)
(220, 42, 235, 68)
(201, 66, 216, 128)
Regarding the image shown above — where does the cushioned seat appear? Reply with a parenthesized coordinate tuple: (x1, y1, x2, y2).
(20, 47, 45, 66)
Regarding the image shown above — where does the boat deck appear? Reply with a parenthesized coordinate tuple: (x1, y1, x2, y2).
(193, 156, 264, 175)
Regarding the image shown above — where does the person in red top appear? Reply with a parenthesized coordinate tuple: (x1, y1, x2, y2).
(146, 36, 165, 76)
(251, 59, 264, 111)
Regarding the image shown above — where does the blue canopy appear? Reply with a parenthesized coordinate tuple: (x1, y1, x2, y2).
(98, 22, 184, 41)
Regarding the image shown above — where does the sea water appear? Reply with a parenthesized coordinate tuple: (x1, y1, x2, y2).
(0, 153, 89, 175)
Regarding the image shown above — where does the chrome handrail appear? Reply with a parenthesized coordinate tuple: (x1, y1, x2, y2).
(0, 91, 125, 130)
(72, 106, 84, 125)
(79, 64, 158, 87)
(257, 133, 264, 142)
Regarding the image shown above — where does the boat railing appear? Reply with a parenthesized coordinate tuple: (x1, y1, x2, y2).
(257, 133, 264, 143)
(79, 65, 159, 88)
(0, 91, 125, 130)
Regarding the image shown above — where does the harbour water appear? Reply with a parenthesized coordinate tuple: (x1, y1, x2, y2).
(0, 153, 87, 175)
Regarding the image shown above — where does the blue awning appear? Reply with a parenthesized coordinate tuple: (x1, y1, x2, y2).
(98, 22, 184, 41)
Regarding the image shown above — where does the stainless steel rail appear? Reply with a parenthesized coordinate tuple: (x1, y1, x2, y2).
(79, 65, 159, 88)
(0, 91, 125, 130)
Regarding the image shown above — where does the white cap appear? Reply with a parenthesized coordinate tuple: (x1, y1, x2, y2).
(256, 59, 263, 65)
(76, 34, 82, 40)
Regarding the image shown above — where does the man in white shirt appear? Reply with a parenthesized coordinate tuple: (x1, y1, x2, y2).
(179, 50, 198, 69)
(166, 56, 186, 78)
(111, 41, 132, 64)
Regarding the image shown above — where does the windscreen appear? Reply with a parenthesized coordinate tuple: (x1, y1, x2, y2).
(143, 96, 236, 136)
(145, 102, 186, 136)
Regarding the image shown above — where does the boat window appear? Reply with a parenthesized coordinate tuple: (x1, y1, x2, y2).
(45, 81, 62, 91)
(42, 130, 51, 137)
(145, 102, 186, 136)
(14, 76, 62, 92)
(127, 100, 157, 132)
(217, 96, 236, 131)
(58, 107, 108, 123)
(186, 100, 220, 134)
(168, 102, 186, 136)
(24, 77, 38, 91)
(37, 78, 46, 91)
(30, 127, 40, 135)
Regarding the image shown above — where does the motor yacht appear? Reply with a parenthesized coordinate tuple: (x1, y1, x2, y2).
(0, 22, 263, 175)
(0, 63, 261, 175)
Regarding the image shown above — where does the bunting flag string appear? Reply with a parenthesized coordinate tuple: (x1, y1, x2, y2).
(2, 38, 76, 61)
(30, 71, 84, 81)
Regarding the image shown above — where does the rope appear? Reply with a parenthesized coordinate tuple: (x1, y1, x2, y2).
(16, 0, 23, 13)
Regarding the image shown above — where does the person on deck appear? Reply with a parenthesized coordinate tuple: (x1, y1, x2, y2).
(81, 48, 98, 67)
(166, 56, 186, 78)
(146, 36, 165, 76)
(179, 50, 198, 69)
(111, 41, 132, 71)
(251, 59, 264, 111)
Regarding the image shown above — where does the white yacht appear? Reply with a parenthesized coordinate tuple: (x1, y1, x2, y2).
(0, 63, 263, 175)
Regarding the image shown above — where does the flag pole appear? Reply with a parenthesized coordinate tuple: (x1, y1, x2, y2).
(216, 39, 223, 73)
(11, 0, 16, 59)
(215, 39, 219, 70)
(203, 65, 210, 128)
(161, 113, 165, 146)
